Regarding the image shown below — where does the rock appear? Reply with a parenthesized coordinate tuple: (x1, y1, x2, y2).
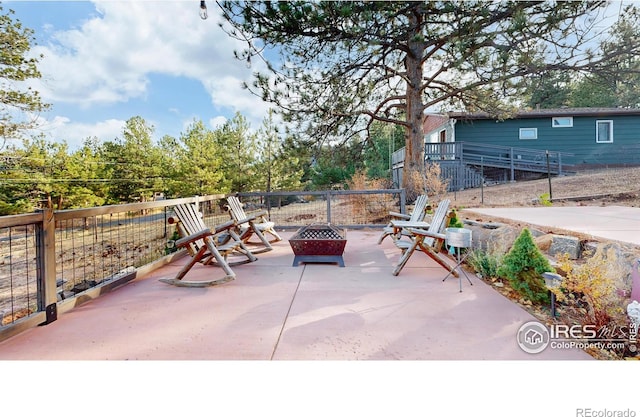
(462, 221, 519, 252)
(581, 241, 640, 294)
(529, 228, 547, 238)
(535, 234, 553, 252)
(548, 234, 581, 259)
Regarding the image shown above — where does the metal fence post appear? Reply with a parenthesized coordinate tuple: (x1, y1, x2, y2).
(510, 147, 515, 182)
(326, 191, 332, 223)
(558, 152, 563, 176)
(481, 156, 484, 205)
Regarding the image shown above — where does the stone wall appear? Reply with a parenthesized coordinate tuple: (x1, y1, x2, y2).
(459, 218, 640, 294)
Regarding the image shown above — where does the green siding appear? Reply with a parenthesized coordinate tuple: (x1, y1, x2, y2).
(455, 115, 640, 166)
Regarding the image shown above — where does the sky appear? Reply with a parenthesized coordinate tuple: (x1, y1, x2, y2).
(6, 0, 272, 151)
(4, 0, 631, 153)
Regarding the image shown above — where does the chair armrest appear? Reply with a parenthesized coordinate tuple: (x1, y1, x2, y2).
(175, 221, 237, 248)
(388, 211, 410, 220)
(213, 220, 237, 234)
(175, 228, 213, 247)
(238, 210, 268, 224)
(407, 228, 446, 241)
(391, 220, 431, 229)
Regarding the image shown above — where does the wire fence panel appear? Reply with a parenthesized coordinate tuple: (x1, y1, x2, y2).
(54, 208, 171, 299)
(237, 189, 405, 229)
(0, 224, 39, 326)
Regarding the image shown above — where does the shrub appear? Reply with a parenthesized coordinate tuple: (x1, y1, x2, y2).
(468, 250, 501, 279)
(497, 228, 555, 304)
(405, 163, 449, 202)
(539, 193, 552, 206)
(552, 247, 626, 328)
(346, 170, 394, 222)
(468, 237, 510, 279)
(447, 209, 464, 228)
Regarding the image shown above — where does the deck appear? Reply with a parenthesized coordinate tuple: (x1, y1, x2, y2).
(0, 230, 590, 360)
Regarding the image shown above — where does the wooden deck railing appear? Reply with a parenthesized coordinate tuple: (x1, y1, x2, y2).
(391, 142, 574, 189)
(0, 189, 404, 342)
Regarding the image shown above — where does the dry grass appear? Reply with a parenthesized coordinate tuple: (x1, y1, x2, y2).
(448, 167, 640, 209)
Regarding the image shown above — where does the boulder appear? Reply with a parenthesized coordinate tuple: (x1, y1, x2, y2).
(534, 234, 553, 252)
(462, 219, 519, 252)
(548, 234, 581, 259)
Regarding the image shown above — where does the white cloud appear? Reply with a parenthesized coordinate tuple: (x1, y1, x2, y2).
(203, 75, 272, 122)
(209, 115, 227, 129)
(28, 0, 272, 135)
(32, 114, 126, 150)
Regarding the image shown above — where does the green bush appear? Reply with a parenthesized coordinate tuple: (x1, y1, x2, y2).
(497, 228, 555, 304)
(468, 249, 502, 279)
(539, 193, 552, 206)
(447, 209, 464, 228)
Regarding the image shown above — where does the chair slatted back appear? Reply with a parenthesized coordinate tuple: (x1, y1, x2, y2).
(174, 204, 207, 234)
(226, 196, 248, 222)
(409, 195, 429, 223)
(173, 203, 209, 253)
(423, 199, 451, 247)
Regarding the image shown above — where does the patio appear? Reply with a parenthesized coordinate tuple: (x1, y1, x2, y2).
(0, 229, 591, 360)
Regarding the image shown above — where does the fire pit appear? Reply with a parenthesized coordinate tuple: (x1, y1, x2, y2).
(289, 223, 347, 267)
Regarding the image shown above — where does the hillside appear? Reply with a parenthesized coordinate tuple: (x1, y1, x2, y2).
(448, 167, 640, 209)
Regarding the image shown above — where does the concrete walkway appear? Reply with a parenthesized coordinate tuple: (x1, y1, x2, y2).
(463, 205, 640, 246)
(0, 230, 590, 360)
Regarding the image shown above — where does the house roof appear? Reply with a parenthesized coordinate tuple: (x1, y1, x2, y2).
(447, 107, 640, 120)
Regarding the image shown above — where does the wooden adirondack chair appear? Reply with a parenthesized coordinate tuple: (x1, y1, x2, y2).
(159, 203, 257, 287)
(225, 196, 282, 253)
(392, 199, 458, 277)
(377, 194, 429, 244)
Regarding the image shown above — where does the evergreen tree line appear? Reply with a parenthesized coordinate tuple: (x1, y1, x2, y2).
(0, 111, 404, 215)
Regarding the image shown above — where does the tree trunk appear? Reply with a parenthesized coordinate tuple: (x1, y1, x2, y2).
(402, 10, 427, 201)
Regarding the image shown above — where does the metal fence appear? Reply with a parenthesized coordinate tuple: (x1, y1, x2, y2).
(237, 189, 406, 229)
(0, 189, 404, 341)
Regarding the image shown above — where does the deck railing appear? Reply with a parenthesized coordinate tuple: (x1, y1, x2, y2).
(236, 189, 406, 229)
(391, 142, 574, 188)
(0, 189, 405, 341)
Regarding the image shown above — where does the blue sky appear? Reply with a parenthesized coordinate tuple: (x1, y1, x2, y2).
(7, 0, 272, 150)
(5, 1, 630, 152)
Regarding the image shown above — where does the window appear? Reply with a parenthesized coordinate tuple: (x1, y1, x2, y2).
(596, 120, 613, 143)
(552, 117, 573, 127)
(519, 128, 538, 140)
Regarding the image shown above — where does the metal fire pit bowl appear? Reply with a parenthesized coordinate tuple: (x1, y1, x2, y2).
(289, 223, 347, 267)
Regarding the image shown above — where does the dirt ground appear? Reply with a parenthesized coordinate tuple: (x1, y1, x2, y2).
(446, 166, 640, 209)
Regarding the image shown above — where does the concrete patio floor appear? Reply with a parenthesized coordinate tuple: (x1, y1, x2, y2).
(0, 229, 590, 360)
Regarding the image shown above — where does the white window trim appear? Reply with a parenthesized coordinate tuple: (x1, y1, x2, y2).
(519, 128, 538, 140)
(552, 116, 573, 127)
(596, 120, 613, 143)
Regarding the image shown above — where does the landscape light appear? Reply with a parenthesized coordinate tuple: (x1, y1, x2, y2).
(542, 272, 563, 317)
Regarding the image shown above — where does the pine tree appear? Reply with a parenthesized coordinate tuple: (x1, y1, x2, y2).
(497, 228, 555, 304)
(0, 6, 49, 147)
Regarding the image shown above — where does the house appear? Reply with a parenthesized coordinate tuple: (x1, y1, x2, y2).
(392, 108, 640, 189)
(448, 108, 640, 167)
